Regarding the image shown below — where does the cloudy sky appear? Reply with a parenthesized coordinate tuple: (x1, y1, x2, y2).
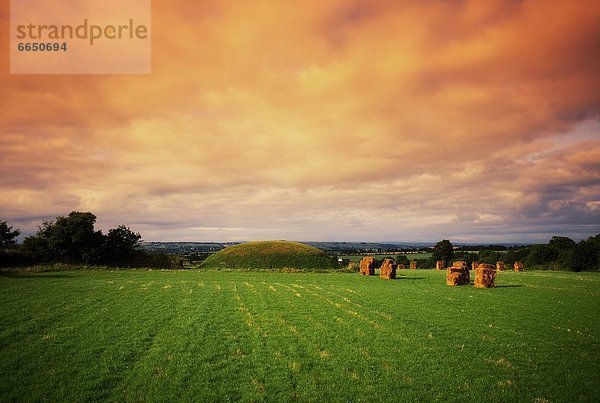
(1, 0, 599, 243)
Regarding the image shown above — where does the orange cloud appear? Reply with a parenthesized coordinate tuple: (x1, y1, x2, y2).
(1, 0, 599, 242)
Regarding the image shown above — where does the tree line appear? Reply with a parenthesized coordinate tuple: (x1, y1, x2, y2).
(350, 236, 599, 272)
(0, 212, 182, 269)
(428, 236, 600, 272)
(2, 213, 598, 271)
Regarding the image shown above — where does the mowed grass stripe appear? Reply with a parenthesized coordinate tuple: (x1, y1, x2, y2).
(233, 276, 329, 400)
(119, 278, 232, 400)
(234, 277, 402, 400)
(281, 282, 416, 400)
(1, 273, 178, 400)
(0, 270, 598, 401)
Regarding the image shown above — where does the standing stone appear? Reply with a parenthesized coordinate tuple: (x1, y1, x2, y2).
(471, 261, 479, 271)
(435, 260, 445, 270)
(446, 261, 470, 286)
(379, 259, 397, 280)
(496, 261, 505, 271)
(410, 261, 417, 270)
(359, 256, 376, 276)
(397, 263, 406, 270)
(514, 261, 524, 272)
(453, 261, 470, 282)
(452, 261, 467, 269)
(475, 263, 497, 288)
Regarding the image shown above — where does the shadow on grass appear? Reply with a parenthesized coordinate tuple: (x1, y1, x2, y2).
(494, 284, 524, 288)
(0, 272, 75, 279)
(395, 276, 426, 281)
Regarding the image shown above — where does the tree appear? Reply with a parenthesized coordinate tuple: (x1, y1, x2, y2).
(571, 235, 600, 272)
(453, 251, 477, 266)
(548, 236, 576, 251)
(13, 211, 172, 269)
(0, 220, 20, 249)
(478, 249, 513, 265)
(502, 248, 530, 266)
(103, 225, 142, 263)
(20, 234, 50, 261)
(396, 255, 410, 266)
(432, 240, 454, 266)
(546, 236, 576, 269)
(526, 244, 555, 267)
(32, 212, 104, 263)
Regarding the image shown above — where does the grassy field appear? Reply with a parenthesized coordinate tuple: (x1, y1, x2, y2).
(1, 269, 598, 401)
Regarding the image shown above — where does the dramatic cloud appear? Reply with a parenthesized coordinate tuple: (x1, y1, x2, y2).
(1, 0, 599, 242)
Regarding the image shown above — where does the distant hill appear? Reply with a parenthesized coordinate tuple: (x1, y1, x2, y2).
(304, 241, 433, 253)
(141, 241, 433, 255)
(140, 242, 236, 253)
(141, 241, 531, 256)
(200, 240, 338, 270)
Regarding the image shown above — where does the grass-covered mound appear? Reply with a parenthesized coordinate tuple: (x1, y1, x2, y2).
(200, 240, 338, 270)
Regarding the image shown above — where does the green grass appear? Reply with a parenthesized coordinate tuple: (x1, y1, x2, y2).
(201, 240, 338, 270)
(1, 270, 599, 401)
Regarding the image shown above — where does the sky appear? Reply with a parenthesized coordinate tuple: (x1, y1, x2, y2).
(1, 0, 599, 243)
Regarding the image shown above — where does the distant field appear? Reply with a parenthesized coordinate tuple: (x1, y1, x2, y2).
(1, 270, 599, 401)
(339, 252, 433, 262)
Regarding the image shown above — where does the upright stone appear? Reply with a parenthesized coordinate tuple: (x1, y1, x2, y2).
(359, 256, 376, 276)
(475, 263, 497, 288)
(435, 260, 445, 270)
(453, 261, 470, 283)
(410, 261, 417, 270)
(446, 261, 470, 286)
(453, 261, 467, 268)
(514, 261, 524, 272)
(471, 261, 479, 271)
(496, 261, 505, 271)
(379, 259, 397, 280)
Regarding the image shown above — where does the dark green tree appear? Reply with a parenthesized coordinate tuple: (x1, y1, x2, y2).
(526, 244, 559, 268)
(103, 225, 142, 263)
(547, 236, 576, 269)
(395, 255, 410, 266)
(571, 235, 600, 272)
(32, 211, 104, 263)
(432, 239, 454, 266)
(453, 251, 477, 266)
(548, 236, 576, 251)
(0, 220, 20, 249)
(14, 211, 178, 269)
(502, 248, 530, 266)
(20, 234, 50, 261)
(477, 250, 509, 265)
